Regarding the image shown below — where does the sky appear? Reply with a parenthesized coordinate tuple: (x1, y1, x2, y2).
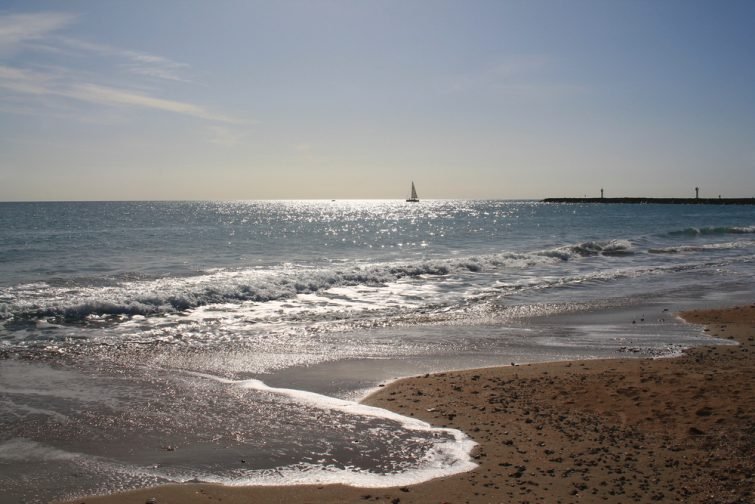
(0, 0, 753, 201)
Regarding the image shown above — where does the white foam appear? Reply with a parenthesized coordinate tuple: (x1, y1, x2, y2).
(183, 370, 478, 487)
(0, 244, 638, 322)
(185, 459, 473, 488)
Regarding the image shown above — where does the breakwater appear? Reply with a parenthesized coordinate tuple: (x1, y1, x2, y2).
(543, 197, 754, 205)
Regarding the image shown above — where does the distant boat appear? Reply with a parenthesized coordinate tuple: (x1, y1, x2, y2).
(406, 181, 419, 202)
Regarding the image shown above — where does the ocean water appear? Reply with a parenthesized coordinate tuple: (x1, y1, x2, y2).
(0, 200, 753, 503)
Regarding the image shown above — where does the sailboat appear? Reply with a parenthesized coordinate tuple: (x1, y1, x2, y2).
(406, 181, 419, 202)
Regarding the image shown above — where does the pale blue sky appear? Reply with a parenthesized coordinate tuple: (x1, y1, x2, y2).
(1, 0, 753, 200)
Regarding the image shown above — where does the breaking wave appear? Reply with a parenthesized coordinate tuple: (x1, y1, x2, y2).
(0, 241, 638, 323)
(667, 225, 755, 237)
(649, 241, 752, 254)
(1, 232, 751, 325)
(568, 239, 634, 257)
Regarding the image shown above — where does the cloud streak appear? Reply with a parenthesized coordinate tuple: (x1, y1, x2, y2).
(0, 12, 77, 50)
(52, 35, 192, 83)
(0, 11, 241, 125)
(0, 64, 237, 123)
(69, 83, 237, 122)
(0, 65, 51, 94)
(1, 12, 190, 82)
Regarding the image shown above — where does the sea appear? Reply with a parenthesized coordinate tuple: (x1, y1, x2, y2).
(0, 200, 753, 503)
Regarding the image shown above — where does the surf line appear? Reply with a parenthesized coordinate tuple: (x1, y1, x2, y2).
(178, 369, 478, 485)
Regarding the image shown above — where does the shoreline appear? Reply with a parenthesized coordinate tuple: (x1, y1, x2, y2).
(60, 304, 754, 504)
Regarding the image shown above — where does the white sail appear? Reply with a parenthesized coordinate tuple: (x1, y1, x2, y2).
(407, 181, 419, 202)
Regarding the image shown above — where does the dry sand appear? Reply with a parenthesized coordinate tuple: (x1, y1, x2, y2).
(61, 305, 754, 504)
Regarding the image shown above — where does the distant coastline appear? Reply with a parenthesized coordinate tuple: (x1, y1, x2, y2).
(543, 197, 755, 205)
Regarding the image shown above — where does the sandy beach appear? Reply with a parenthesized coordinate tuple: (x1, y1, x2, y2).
(61, 305, 754, 504)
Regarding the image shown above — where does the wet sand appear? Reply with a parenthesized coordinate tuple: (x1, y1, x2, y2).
(61, 305, 754, 504)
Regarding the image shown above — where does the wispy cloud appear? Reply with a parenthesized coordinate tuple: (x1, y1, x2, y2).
(0, 11, 240, 125)
(0, 12, 77, 51)
(0, 64, 238, 123)
(52, 35, 192, 83)
(68, 83, 237, 122)
(0, 64, 51, 94)
(1, 12, 190, 83)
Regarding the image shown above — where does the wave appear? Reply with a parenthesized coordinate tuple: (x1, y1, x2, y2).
(536, 239, 635, 260)
(0, 252, 544, 322)
(649, 241, 751, 254)
(668, 225, 755, 237)
(569, 239, 635, 257)
(0, 257, 501, 322)
(0, 236, 723, 325)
